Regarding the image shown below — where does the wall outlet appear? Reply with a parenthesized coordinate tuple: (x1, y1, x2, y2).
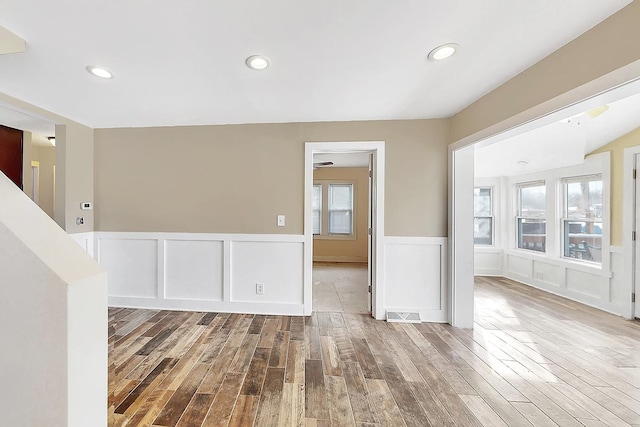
(76, 217, 84, 225)
(277, 215, 285, 227)
(256, 283, 264, 295)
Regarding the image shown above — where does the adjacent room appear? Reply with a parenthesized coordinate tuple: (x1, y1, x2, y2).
(312, 152, 372, 314)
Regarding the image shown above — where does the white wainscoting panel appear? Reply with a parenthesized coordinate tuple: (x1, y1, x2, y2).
(68, 232, 94, 257)
(532, 261, 563, 288)
(502, 249, 627, 316)
(474, 247, 503, 276)
(383, 237, 447, 322)
(99, 238, 158, 298)
(96, 232, 306, 315)
(165, 239, 224, 301)
(566, 269, 600, 298)
(609, 247, 627, 307)
(231, 241, 304, 304)
(506, 253, 531, 279)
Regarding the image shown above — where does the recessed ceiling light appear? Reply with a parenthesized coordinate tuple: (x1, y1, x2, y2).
(245, 55, 271, 71)
(427, 43, 459, 61)
(86, 65, 113, 79)
(518, 160, 528, 166)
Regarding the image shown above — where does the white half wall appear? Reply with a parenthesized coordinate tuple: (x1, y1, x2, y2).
(0, 173, 107, 427)
(383, 237, 448, 322)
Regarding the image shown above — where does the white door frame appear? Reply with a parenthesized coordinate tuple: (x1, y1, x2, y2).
(304, 141, 385, 318)
(449, 64, 640, 328)
(622, 147, 640, 319)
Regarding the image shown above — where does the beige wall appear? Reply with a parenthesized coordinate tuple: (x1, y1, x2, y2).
(22, 131, 33, 198)
(56, 122, 94, 233)
(589, 127, 640, 246)
(451, 1, 640, 142)
(94, 119, 450, 236)
(33, 145, 56, 219)
(313, 167, 369, 262)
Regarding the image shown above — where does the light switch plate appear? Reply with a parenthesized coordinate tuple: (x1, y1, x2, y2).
(277, 215, 285, 227)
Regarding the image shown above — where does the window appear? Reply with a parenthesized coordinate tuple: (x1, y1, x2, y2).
(474, 187, 493, 245)
(516, 182, 546, 252)
(313, 182, 355, 238)
(562, 175, 603, 263)
(312, 184, 322, 234)
(328, 184, 353, 234)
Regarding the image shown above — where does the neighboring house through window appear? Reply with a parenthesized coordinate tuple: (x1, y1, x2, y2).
(474, 187, 493, 245)
(562, 174, 603, 263)
(516, 181, 546, 252)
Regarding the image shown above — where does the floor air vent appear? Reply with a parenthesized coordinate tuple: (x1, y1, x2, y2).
(386, 311, 421, 323)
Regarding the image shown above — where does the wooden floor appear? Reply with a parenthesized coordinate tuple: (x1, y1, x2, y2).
(108, 276, 640, 426)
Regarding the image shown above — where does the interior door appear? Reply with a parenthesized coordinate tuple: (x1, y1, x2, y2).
(0, 125, 23, 188)
(367, 152, 375, 314)
(635, 155, 640, 318)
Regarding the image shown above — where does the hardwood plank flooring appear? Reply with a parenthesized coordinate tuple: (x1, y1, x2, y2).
(109, 276, 640, 426)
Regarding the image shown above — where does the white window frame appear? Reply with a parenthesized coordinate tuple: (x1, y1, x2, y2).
(312, 184, 322, 235)
(474, 186, 494, 246)
(561, 174, 603, 265)
(516, 180, 547, 253)
(313, 180, 356, 240)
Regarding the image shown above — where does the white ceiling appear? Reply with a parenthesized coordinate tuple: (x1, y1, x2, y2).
(0, 1, 630, 129)
(0, 102, 55, 136)
(475, 89, 640, 177)
(314, 152, 370, 168)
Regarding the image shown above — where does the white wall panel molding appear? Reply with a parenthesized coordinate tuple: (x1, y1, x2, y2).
(94, 232, 306, 316)
(68, 232, 94, 257)
(474, 247, 503, 276)
(383, 236, 448, 323)
(503, 249, 626, 316)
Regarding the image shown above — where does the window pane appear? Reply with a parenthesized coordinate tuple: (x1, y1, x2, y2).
(312, 185, 321, 234)
(329, 184, 352, 210)
(329, 211, 352, 234)
(566, 178, 602, 219)
(474, 187, 491, 216)
(519, 184, 546, 217)
(474, 217, 492, 245)
(517, 218, 546, 252)
(563, 220, 602, 263)
(328, 184, 353, 235)
(312, 211, 321, 235)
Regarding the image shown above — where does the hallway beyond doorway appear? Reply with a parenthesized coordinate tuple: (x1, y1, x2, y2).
(313, 262, 369, 313)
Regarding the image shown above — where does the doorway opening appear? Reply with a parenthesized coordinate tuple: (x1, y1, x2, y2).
(450, 76, 640, 328)
(304, 141, 385, 319)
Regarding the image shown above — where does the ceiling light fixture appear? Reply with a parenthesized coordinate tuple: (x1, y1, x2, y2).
(427, 43, 459, 61)
(48, 136, 55, 146)
(587, 105, 609, 118)
(245, 55, 271, 71)
(86, 65, 113, 79)
(517, 160, 528, 166)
